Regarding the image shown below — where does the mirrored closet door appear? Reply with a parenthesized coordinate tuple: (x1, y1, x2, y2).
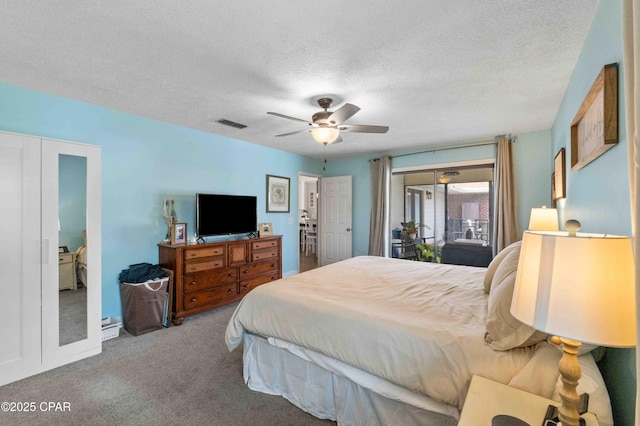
(42, 138, 101, 369)
(0, 131, 102, 386)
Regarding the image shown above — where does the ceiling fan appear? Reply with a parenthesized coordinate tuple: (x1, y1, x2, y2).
(267, 98, 389, 145)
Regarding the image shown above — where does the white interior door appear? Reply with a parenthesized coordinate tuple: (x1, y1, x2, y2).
(0, 133, 42, 385)
(318, 176, 352, 266)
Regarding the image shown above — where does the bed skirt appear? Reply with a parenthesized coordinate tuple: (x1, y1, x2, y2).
(242, 333, 458, 426)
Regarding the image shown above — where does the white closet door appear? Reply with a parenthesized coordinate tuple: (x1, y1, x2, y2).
(41, 139, 102, 369)
(0, 133, 42, 386)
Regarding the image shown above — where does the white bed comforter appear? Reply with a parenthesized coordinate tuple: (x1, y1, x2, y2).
(226, 256, 546, 409)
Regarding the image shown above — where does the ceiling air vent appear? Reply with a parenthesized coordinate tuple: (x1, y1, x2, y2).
(216, 119, 247, 129)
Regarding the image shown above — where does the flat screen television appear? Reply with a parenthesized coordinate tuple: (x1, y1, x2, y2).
(196, 193, 257, 237)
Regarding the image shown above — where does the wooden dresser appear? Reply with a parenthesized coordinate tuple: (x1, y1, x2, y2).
(159, 235, 282, 325)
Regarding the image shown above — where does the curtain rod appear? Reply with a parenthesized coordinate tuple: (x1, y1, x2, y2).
(368, 135, 516, 161)
(391, 139, 495, 159)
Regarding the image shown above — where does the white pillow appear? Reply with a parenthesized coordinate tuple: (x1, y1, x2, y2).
(483, 240, 521, 294)
(485, 247, 547, 350)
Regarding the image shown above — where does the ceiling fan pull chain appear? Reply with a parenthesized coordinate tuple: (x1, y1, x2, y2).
(323, 145, 328, 171)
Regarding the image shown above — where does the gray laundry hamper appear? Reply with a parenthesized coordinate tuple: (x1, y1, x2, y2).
(120, 277, 169, 336)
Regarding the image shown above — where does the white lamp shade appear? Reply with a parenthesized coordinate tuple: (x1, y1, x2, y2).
(311, 127, 340, 144)
(528, 207, 559, 231)
(511, 231, 636, 347)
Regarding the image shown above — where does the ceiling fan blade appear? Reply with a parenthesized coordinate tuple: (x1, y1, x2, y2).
(339, 124, 389, 133)
(275, 129, 311, 137)
(267, 112, 311, 124)
(327, 103, 360, 125)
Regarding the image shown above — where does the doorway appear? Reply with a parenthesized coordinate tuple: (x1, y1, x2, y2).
(391, 163, 494, 265)
(298, 173, 319, 272)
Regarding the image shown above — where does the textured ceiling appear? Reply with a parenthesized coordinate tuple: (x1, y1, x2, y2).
(0, 1, 599, 159)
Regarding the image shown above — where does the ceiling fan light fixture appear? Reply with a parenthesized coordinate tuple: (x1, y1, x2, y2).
(438, 176, 451, 184)
(311, 127, 340, 144)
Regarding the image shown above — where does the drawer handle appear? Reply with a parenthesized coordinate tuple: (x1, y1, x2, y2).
(228, 273, 234, 278)
(228, 288, 234, 293)
(242, 269, 248, 274)
(242, 284, 248, 290)
(270, 276, 277, 281)
(190, 297, 197, 303)
(189, 281, 197, 286)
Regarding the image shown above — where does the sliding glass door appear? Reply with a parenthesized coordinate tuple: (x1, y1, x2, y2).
(391, 164, 494, 264)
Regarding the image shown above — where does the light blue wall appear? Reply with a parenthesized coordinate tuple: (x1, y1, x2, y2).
(0, 82, 322, 320)
(550, 0, 634, 423)
(326, 130, 553, 256)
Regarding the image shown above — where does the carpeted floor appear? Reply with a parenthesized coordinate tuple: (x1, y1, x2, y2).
(59, 287, 88, 346)
(0, 303, 335, 426)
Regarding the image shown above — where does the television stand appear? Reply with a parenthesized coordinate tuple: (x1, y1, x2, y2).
(158, 235, 282, 325)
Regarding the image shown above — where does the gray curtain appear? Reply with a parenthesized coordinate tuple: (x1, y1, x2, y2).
(622, 0, 640, 422)
(368, 156, 391, 256)
(492, 135, 520, 254)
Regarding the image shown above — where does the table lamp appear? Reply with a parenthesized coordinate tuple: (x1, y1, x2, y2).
(528, 205, 559, 231)
(511, 221, 636, 426)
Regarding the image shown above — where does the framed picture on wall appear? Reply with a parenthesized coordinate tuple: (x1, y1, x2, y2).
(171, 222, 187, 245)
(266, 174, 290, 213)
(553, 148, 566, 200)
(551, 172, 557, 208)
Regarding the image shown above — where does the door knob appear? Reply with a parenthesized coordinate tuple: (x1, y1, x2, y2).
(346, 228, 351, 232)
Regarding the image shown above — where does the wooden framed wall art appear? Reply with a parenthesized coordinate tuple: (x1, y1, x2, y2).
(266, 174, 290, 213)
(570, 63, 618, 171)
(554, 148, 566, 200)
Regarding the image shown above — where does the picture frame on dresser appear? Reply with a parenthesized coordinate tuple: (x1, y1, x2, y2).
(259, 222, 273, 236)
(171, 222, 187, 245)
(266, 174, 290, 213)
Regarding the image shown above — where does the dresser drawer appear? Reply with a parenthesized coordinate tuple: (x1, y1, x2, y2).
(252, 239, 278, 250)
(183, 268, 237, 293)
(184, 259, 224, 273)
(239, 271, 279, 295)
(252, 248, 278, 262)
(184, 246, 224, 260)
(183, 285, 237, 310)
(59, 253, 74, 265)
(240, 259, 279, 277)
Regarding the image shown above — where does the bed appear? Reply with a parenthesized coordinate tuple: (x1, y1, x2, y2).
(76, 230, 87, 287)
(225, 247, 613, 425)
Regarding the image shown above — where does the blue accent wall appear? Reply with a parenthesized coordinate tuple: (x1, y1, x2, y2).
(551, 0, 634, 423)
(0, 83, 322, 320)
